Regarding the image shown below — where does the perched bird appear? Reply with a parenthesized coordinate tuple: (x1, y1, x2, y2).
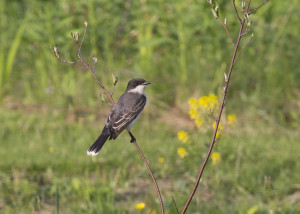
(87, 78, 151, 156)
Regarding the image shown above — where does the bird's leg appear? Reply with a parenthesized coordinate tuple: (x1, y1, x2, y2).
(128, 131, 136, 143)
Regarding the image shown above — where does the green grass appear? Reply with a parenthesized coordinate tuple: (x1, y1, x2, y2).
(1, 105, 299, 213)
(1, 0, 300, 213)
(1, 0, 300, 116)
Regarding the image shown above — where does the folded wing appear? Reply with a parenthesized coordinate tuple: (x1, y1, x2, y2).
(109, 94, 146, 140)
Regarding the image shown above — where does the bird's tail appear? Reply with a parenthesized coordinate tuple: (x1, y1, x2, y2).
(87, 127, 111, 156)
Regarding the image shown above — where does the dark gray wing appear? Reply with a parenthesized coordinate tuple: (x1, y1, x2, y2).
(108, 93, 146, 140)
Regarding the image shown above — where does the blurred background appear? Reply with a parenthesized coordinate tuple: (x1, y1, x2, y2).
(1, 0, 299, 213)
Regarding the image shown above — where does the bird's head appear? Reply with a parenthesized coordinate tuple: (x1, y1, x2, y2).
(126, 78, 151, 94)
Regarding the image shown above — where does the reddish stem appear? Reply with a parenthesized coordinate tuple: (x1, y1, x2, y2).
(181, 0, 269, 213)
(133, 142, 165, 214)
(180, 19, 245, 214)
(55, 22, 164, 213)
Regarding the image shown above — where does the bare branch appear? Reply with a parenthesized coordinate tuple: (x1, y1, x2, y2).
(246, 0, 252, 13)
(54, 21, 165, 213)
(234, 34, 254, 64)
(133, 141, 165, 214)
(249, 0, 270, 15)
(209, 109, 218, 122)
(73, 24, 115, 105)
(111, 84, 116, 97)
(56, 58, 79, 66)
(172, 196, 180, 214)
(217, 17, 235, 47)
(79, 23, 88, 50)
(92, 56, 97, 73)
(180, 0, 270, 213)
(233, 0, 242, 23)
(181, 19, 246, 214)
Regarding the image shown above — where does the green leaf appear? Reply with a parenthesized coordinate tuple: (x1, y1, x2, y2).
(4, 24, 25, 83)
(211, 7, 219, 18)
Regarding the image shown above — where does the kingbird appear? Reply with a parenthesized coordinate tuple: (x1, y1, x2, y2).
(87, 78, 151, 156)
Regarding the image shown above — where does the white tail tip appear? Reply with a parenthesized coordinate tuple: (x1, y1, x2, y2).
(87, 150, 98, 156)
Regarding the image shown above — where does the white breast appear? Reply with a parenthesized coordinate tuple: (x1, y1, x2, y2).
(126, 112, 142, 131)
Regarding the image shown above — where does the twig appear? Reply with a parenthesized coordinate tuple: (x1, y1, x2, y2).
(209, 109, 218, 122)
(233, 0, 242, 24)
(172, 196, 180, 214)
(92, 56, 97, 73)
(217, 17, 235, 47)
(233, 34, 253, 65)
(248, 0, 270, 15)
(79, 21, 88, 50)
(133, 141, 165, 214)
(56, 58, 79, 65)
(180, 1, 269, 213)
(54, 21, 164, 213)
(111, 84, 116, 97)
(73, 24, 115, 105)
(181, 17, 245, 214)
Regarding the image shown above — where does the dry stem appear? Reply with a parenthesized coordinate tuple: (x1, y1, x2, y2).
(54, 21, 164, 213)
(180, 0, 270, 213)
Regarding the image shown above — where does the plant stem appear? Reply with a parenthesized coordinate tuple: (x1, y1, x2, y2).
(180, 1, 269, 213)
(134, 141, 165, 214)
(180, 19, 245, 214)
(55, 21, 164, 213)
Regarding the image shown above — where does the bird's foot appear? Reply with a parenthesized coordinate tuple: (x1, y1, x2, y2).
(129, 131, 136, 143)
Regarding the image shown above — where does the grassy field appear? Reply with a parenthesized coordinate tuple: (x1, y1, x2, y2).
(1, 0, 300, 213)
(1, 102, 300, 213)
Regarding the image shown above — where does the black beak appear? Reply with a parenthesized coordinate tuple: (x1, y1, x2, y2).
(143, 81, 151, 85)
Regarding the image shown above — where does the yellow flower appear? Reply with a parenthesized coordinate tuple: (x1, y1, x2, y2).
(177, 147, 188, 158)
(188, 97, 198, 109)
(213, 121, 223, 138)
(189, 109, 199, 120)
(135, 202, 145, 210)
(177, 131, 189, 143)
(199, 94, 219, 110)
(227, 114, 237, 125)
(211, 152, 221, 165)
(199, 95, 209, 109)
(49, 147, 54, 153)
(188, 109, 197, 117)
(207, 94, 219, 109)
(195, 116, 204, 128)
(158, 157, 165, 163)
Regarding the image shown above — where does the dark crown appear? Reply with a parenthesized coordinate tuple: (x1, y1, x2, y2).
(126, 78, 149, 91)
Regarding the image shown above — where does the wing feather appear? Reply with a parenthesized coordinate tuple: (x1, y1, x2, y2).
(110, 95, 146, 139)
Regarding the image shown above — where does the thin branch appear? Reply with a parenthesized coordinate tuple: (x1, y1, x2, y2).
(172, 196, 179, 214)
(133, 141, 165, 214)
(92, 57, 97, 73)
(73, 25, 115, 105)
(54, 21, 164, 214)
(56, 58, 79, 66)
(248, 0, 270, 15)
(233, 0, 242, 23)
(79, 21, 88, 50)
(240, 1, 252, 37)
(181, 17, 246, 214)
(217, 17, 235, 47)
(180, 0, 269, 213)
(233, 34, 253, 65)
(246, 0, 252, 14)
(111, 84, 116, 97)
